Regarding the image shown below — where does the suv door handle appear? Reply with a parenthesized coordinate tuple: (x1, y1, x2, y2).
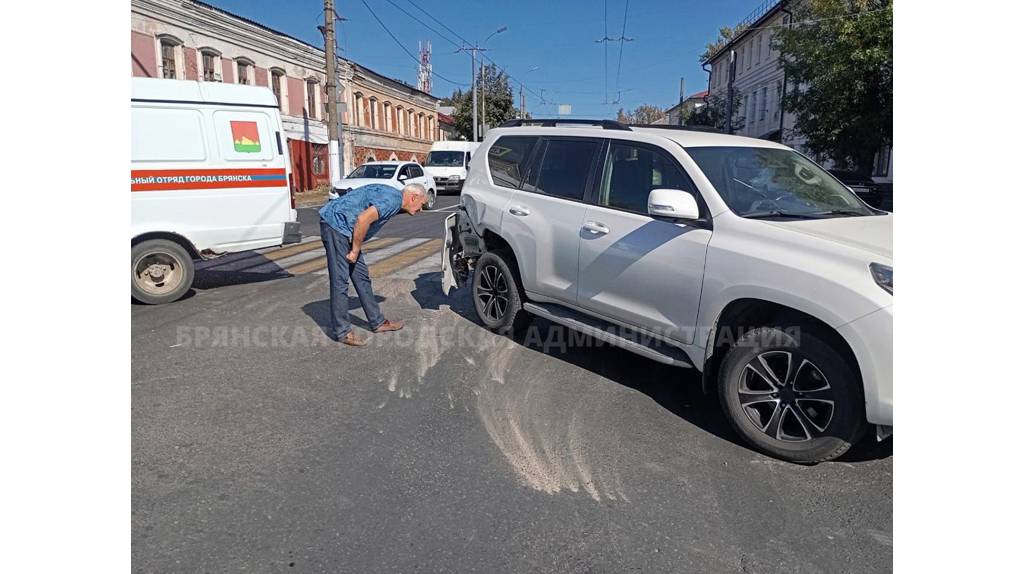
(509, 205, 531, 216)
(582, 221, 610, 235)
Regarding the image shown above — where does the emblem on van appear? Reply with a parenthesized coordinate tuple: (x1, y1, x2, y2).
(230, 121, 261, 153)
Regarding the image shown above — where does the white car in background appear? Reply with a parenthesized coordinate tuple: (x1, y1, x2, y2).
(329, 160, 437, 209)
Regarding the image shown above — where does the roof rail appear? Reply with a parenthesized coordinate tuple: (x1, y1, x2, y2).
(498, 118, 632, 131)
(629, 123, 724, 134)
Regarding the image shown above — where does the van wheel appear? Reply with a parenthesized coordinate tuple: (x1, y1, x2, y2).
(424, 189, 436, 210)
(131, 239, 195, 305)
(717, 326, 866, 464)
(472, 250, 531, 336)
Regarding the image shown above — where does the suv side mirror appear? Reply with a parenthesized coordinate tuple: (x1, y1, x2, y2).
(398, 174, 408, 182)
(648, 189, 700, 220)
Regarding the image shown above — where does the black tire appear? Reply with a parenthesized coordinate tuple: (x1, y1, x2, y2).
(131, 239, 195, 305)
(472, 250, 532, 336)
(717, 326, 866, 464)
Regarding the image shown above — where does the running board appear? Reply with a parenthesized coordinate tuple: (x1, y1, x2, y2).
(522, 302, 694, 368)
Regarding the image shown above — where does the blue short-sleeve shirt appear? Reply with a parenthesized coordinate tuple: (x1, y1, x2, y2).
(319, 184, 404, 240)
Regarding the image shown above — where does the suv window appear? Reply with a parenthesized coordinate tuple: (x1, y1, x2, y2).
(598, 142, 695, 213)
(525, 138, 600, 201)
(488, 136, 538, 189)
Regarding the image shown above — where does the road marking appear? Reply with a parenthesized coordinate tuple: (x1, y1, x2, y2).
(434, 204, 461, 212)
(287, 238, 430, 276)
(368, 239, 443, 278)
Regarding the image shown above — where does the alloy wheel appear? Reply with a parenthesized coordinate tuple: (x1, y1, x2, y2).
(738, 351, 836, 442)
(475, 264, 509, 322)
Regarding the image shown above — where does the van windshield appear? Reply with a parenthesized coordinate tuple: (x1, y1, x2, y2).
(685, 146, 876, 218)
(425, 151, 465, 167)
(346, 164, 397, 179)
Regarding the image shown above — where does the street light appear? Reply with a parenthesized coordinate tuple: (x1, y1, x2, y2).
(520, 66, 539, 119)
(479, 26, 507, 139)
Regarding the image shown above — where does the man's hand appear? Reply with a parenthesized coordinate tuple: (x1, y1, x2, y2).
(345, 250, 359, 264)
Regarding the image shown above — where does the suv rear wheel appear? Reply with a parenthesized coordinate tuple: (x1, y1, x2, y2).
(717, 326, 866, 463)
(472, 250, 531, 336)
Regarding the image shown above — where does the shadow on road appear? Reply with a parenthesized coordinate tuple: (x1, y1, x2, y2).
(301, 296, 388, 338)
(437, 281, 892, 465)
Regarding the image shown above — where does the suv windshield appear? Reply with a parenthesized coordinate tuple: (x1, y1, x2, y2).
(425, 151, 465, 167)
(346, 164, 396, 179)
(685, 146, 875, 218)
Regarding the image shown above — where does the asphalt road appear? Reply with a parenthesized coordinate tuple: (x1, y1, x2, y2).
(132, 205, 892, 573)
(297, 194, 462, 240)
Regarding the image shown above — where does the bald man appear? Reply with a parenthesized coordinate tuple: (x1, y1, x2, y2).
(318, 183, 428, 346)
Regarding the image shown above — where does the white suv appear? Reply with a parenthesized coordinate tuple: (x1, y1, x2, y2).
(441, 119, 892, 463)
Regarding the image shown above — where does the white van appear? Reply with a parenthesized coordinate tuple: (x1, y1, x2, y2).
(423, 140, 479, 194)
(131, 77, 300, 304)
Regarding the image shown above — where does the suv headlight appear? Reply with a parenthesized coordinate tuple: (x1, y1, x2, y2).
(869, 263, 892, 295)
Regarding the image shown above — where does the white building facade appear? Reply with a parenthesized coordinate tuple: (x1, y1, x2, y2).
(704, 0, 892, 185)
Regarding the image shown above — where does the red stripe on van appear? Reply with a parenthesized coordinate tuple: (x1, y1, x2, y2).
(131, 168, 288, 192)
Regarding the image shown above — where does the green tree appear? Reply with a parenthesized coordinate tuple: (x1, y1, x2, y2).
(443, 64, 520, 141)
(774, 0, 893, 171)
(700, 24, 747, 63)
(686, 92, 744, 132)
(616, 104, 667, 125)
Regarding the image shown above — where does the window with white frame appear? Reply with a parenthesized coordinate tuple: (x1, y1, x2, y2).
(750, 91, 757, 128)
(200, 49, 220, 81)
(306, 79, 319, 119)
(271, 69, 285, 110)
(354, 93, 364, 126)
(383, 102, 392, 132)
(760, 86, 768, 121)
(369, 97, 378, 130)
(236, 58, 253, 85)
(158, 36, 181, 79)
(756, 33, 762, 63)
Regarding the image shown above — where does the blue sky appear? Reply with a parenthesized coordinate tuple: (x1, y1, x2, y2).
(210, 0, 760, 118)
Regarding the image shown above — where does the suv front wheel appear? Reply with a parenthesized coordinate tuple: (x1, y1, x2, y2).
(717, 326, 866, 463)
(472, 250, 531, 336)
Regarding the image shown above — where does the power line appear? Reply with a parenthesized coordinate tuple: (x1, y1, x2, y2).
(614, 0, 630, 95)
(381, 0, 461, 49)
(401, 0, 552, 105)
(355, 0, 468, 86)
(398, 0, 548, 105)
(401, 0, 472, 46)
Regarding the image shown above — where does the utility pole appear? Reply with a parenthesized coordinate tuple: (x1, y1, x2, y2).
(457, 27, 505, 142)
(457, 46, 483, 141)
(678, 77, 685, 126)
(470, 49, 478, 141)
(725, 49, 736, 134)
(480, 61, 486, 137)
(519, 85, 524, 119)
(324, 0, 341, 181)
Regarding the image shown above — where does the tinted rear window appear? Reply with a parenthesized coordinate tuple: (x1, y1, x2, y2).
(487, 136, 538, 189)
(525, 139, 600, 201)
